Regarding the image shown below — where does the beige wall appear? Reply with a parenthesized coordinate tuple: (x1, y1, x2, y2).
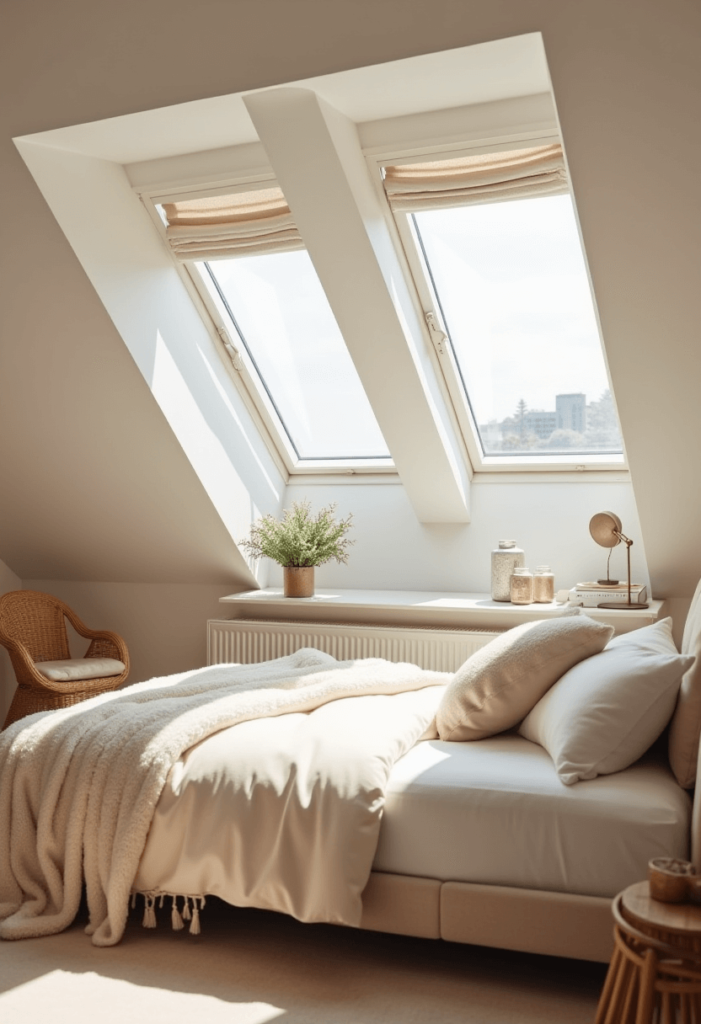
(0, 0, 699, 656)
(23, 581, 236, 686)
(667, 598, 693, 652)
(0, 558, 21, 724)
(1, 571, 237, 720)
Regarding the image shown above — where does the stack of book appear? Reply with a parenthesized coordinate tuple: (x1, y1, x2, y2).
(568, 582, 649, 607)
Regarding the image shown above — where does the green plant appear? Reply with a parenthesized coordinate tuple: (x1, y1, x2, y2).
(240, 501, 354, 568)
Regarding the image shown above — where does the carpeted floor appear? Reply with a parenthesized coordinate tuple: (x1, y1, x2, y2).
(0, 898, 606, 1024)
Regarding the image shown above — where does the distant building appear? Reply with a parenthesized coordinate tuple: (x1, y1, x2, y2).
(484, 393, 588, 447)
(556, 393, 586, 433)
(479, 421, 503, 449)
(522, 409, 557, 439)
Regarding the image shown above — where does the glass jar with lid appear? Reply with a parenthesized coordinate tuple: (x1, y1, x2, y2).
(533, 566, 555, 603)
(491, 540, 525, 602)
(510, 567, 534, 605)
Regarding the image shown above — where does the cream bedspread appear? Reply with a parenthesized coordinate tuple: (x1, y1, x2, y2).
(134, 684, 445, 924)
(0, 649, 448, 946)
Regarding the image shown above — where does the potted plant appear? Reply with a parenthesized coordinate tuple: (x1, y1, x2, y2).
(240, 501, 354, 598)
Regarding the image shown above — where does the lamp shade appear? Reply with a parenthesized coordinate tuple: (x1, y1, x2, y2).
(589, 511, 623, 548)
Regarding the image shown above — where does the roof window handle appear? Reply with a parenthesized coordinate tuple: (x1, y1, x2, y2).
(425, 312, 447, 356)
(217, 327, 244, 372)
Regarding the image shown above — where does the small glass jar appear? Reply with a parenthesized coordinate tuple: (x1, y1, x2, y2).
(491, 540, 525, 602)
(533, 566, 555, 603)
(510, 567, 534, 605)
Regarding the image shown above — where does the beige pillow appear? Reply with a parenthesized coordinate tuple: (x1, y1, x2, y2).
(436, 614, 614, 742)
(668, 579, 701, 787)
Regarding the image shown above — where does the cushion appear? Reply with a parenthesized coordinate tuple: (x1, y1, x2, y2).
(519, 618, 694, 785)
(35, 657, 126, 682)
(436, 612, 614, 742)
(668, 579, 701, 787)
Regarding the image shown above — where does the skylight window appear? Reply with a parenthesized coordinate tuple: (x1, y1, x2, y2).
(158, 190, 390, 466)
(150, 134, 624, 483)
(412, 194, 623, 456)
(196, 250, 390, 461)
(383, 146, 624, 464)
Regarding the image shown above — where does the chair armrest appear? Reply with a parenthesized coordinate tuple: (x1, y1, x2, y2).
(3, 636, 51, 689)
(61, 605, 130, 678)
(1, 621, 130, 695)
(2, 636, 107, 694)
(62, 604, 110, 643)
(85, 631, 130, 673)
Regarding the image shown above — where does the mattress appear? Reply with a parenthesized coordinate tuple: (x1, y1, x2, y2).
(373, 734, 692, 898)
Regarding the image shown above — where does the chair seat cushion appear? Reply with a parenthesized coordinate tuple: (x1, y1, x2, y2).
(35, 657, 126, 682)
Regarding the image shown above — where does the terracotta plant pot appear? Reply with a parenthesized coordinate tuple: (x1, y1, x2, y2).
(283, 566, 314, 598)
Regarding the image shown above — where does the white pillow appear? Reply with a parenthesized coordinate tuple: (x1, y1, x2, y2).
(518, 618, 694, 785)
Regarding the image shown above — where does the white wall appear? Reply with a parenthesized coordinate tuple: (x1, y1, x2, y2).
(0, 0, 699, 665)
(284, 476, 649, 596)
(0, 558, 21, 724)
(16, 144, 287, 558)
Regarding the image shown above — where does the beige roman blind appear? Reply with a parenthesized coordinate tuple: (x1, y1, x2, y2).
(382, 144, 568, 213)
(162, 187, 304, 261)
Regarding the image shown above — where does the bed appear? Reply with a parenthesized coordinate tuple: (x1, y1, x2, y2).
(2, 587, 701, 963)
(135, 700, 690, 963)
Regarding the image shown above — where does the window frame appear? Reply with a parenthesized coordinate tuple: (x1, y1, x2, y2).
(365, 139, 628, 474)
(137, 124, 628, 483)
(141, 179, 397, 478)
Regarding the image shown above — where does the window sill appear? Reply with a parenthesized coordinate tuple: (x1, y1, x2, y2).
(219, 588, 664, 635)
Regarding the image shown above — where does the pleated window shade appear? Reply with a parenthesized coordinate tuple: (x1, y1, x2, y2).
(162, 187, 304, 262)
(382, 144, 568, 213)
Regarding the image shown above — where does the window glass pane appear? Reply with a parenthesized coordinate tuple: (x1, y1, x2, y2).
(413, 195, 623, 456)
(199, 250, 389, 460)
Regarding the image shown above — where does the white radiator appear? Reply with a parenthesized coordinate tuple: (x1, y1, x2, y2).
(207, 619, 500, 673)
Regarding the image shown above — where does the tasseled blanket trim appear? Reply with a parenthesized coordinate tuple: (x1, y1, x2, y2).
(131, 891, 206, 935)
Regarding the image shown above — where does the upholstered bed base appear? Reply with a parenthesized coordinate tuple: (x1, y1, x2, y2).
(359, 871, 614, 963)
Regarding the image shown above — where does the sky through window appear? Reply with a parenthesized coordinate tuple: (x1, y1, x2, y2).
(412, 194, 623, 456)
(199, 250, 390, 461)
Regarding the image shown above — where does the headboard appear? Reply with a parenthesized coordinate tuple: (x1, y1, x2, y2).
(673, 579, 701, 864)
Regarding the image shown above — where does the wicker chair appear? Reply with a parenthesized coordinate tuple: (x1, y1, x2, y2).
(0, 590, 130, 729)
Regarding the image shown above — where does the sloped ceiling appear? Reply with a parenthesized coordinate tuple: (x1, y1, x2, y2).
(1, 0, 700, 595)
(0, 223, 253, 584)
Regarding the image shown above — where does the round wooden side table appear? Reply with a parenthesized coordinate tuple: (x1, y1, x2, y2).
(595, 881, 701, 1024)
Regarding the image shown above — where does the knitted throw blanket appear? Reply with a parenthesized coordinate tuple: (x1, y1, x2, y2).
(0, 649, 446, 946)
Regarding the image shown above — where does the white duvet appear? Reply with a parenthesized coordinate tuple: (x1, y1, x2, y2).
(0, 650, 448, 946)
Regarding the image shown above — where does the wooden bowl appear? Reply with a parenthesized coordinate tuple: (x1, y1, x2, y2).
(648, 857, 696, 903)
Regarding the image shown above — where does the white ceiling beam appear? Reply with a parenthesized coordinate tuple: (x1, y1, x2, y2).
(244, 87, 470, 524)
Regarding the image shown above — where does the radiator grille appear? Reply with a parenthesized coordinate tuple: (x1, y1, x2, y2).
(207, 619, 499, 673)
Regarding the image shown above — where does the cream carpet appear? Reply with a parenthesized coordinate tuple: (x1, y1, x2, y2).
(0, 898, 607, 1024)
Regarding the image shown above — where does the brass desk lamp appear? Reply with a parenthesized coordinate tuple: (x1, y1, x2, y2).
(589, 512, 649, 610)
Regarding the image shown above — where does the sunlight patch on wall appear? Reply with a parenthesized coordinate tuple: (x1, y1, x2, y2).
(152, 330, 264, 545)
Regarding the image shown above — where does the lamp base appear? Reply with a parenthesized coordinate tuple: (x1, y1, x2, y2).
(597, 602, 649, 610)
